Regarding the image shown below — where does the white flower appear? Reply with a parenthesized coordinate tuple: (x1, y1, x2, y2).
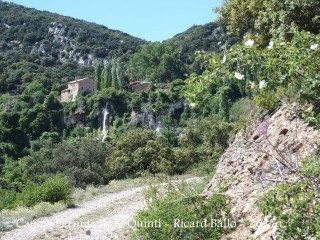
(244, 39, 254, 47)
(267, 41, 274, 49)
(234, 72, 244, 80)
(259, 80, 267, 89)
(249, 81, 255, 89)
(310, 43, 319, 50)
(221, 55, 227, 64)
(190, 102, 196, 108)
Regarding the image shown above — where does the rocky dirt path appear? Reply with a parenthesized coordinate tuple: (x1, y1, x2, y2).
(0, 186, 146, 240)
(1, 177, 202, 240)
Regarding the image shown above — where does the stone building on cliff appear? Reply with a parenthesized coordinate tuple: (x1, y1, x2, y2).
(59, 78, 97, 102)
(125, 81, 153, 92)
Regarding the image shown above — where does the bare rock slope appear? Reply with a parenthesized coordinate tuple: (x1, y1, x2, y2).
(203, 105, 320, 239)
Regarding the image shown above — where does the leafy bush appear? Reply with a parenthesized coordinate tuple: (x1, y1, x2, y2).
(128, 42, 186, 83)
(106, 122, 230, 180)
(106, 130, 176, 179)
(0, 175, 72, 210)
(304, 110, 320, 129)
(14, 176, 72, 208)
(15, 181, 43, 207)
(38, 175, 72, 204)
(23, 138, 111, 188)
(186, 29, 320, 112)
(177, 115, 231, 174)
(134, 181, 233, 240)
(229, 98, 257, 132)
(258, 156, 320, 239)
(217, 0, 320, 43)
(253, 90, 280, 111)
(0, 188, 16, 210)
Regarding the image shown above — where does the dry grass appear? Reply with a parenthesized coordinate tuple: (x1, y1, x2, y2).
(0, 202, 66, 232)
(71, 172, 202, 204)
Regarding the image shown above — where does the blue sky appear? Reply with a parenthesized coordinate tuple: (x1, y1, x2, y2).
(4, 0, 222, 42)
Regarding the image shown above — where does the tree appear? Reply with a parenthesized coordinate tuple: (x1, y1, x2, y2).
(106, 130, 176, 178)
(23, 138, 111, 187)
(128, 42, 185, 83)
(101, 63, 111, 89)
(94, 62, 103, 90)
(217, 0, 320, 43)
(98, 58, 126, 90)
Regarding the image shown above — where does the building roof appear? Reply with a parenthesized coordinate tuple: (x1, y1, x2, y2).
(68, 77, 94, 84)
(125, 81, 152, 87)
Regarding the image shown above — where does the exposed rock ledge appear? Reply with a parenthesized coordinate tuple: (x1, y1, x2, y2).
(203, 105, 320, 240)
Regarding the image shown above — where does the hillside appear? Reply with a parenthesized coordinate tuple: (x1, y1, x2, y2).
(0, 1, 146, 92)
(169, 22, 239, 64)
(0, 1, 319, 239)
(0, 1, 237, 92)
(126, 22, 239, 83)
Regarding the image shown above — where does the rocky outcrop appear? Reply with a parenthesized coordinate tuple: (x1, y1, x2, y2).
(203, 105, 320, 239)
(130, 110, 160, 131)
(130, 101, 184, 132)
(47, 22, 99, 65)
(64, 105, 88, 126)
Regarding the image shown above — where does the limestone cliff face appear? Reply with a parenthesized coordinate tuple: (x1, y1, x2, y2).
(203, 105, 320, 240)
(64, 105, 88, 126)
(130, 101, 184, 131)
(47, 22, 100, 65)
(130, 110, 159, 130)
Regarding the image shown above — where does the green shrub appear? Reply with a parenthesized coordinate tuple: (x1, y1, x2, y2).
(229, 98, 256, 123)
(23, 138, 111, 188)
(254, 90, 280, 111)
(106, 130, 176, 179)
(12, 176, 72, 209)
(177, 115, 231, 175)
(258, 156, 320, 239)
(0, 188, 16, 210)
(38, 175, 72, 203)
(172, 147, 197, 174)
(15, 181, 43, 207)
(134, 181, 234, 240)
(186, 30, 320, 112)
(218, 0, 320, 43)
(305, 110, 320, 129)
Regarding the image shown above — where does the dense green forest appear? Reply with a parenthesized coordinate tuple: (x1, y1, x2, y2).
(0, 0, 320, 239)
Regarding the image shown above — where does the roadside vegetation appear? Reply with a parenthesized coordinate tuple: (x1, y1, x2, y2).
(133, 180, 233, 240)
